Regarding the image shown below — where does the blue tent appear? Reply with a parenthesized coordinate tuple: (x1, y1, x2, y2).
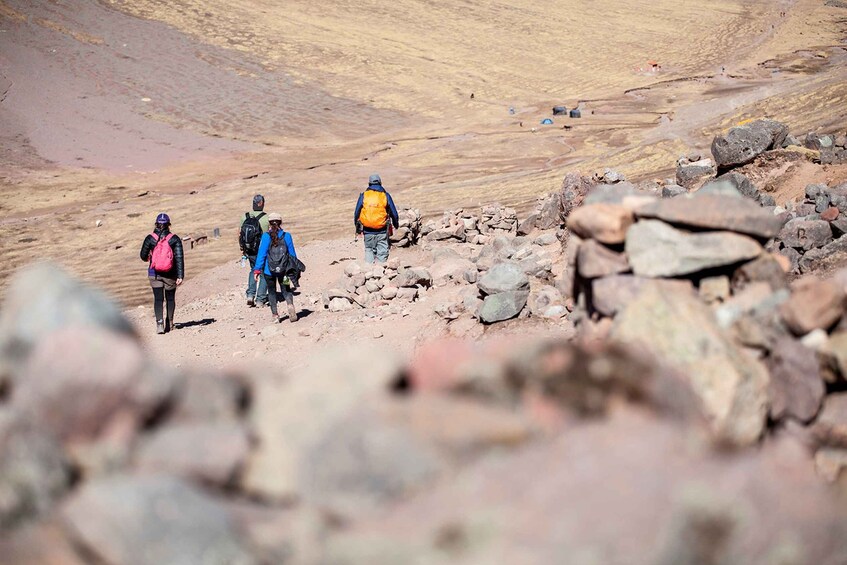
(540, 118, 554, 125)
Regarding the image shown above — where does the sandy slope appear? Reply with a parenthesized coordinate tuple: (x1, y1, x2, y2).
(0, 0, 846, 307)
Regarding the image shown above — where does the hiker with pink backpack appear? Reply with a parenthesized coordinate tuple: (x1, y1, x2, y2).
(139, 213, 185, 334)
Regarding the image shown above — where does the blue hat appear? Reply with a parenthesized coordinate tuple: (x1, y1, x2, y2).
(368, 173, 381, 185)
(155, 213, 170, 224)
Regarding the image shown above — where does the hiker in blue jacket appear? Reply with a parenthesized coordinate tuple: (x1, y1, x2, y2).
(253, 212, 299, 323)
(354, 173, 400, 263)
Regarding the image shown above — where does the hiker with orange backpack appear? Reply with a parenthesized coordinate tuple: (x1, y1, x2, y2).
(139, 213, 184, 334)
(354, 173, 399, 263)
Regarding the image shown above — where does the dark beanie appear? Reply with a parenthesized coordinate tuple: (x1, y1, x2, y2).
(253, 194, 265, 211)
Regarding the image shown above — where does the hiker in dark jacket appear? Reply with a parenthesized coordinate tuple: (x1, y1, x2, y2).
(240, 194, 270, 307)
(140, 212, 184, 334)
(253, 212, 299, 323)
(354, 173, 399, 263)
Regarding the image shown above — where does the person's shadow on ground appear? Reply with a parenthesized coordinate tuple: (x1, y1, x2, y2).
(295, 309, 314, 320)
(174, 318, 215, 329)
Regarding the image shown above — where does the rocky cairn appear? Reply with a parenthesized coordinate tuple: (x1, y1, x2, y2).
(323, 259, 431, 311)
(387, 207, 422, 248)
(422, 205, 518, 244)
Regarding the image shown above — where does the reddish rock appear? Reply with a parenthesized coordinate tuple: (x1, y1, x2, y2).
(822, 206, 840, 222)
(13, 328, 175, 445)
(0, 522, 86, 565)
(766, 337, 825, 423)
(566, 204, 634, 244)
(813, 393, 847, 448)
(731, 253, 788, 292)
(406, 339, 476, 392)
(779, 277, 845, 335)
(576, 239, 629, 279)
(324, 409, 847, 565)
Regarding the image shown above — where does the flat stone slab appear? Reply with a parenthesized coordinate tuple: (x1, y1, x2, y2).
(626, 220, 762, 278)
(636, 194, 783, 238)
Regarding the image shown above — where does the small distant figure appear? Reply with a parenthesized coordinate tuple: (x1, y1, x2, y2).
(253, 212, 300, 323)
(470, 93, 475, 99)
(519, 121, 523, 127)
(140, 213, 184, 334)
(239, 194, 270, 307)
(721, 66, 726, 75)
(354, 174, 399, 264)
(509, 106, 516, 115)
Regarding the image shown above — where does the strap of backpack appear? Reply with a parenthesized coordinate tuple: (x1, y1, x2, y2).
(256, 212, 266, 220)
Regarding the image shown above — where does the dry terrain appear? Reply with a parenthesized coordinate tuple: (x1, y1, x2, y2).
(1, 0, 846, 308)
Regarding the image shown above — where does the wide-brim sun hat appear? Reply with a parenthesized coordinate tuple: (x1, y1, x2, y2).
(268, 212, 282, 222)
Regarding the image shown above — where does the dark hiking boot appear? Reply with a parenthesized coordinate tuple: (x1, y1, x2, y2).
(247, 297, 255, 307)
(156, 320, 165, 334)
(288, 304, 298, 323)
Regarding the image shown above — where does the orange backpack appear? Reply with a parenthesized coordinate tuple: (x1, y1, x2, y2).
(359, 189, 389, 229)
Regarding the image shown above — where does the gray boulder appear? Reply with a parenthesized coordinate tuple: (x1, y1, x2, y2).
(779, 218, 833, 251)
(395, 267, 432, 288)
(537, 195, 562, 229)
(766, 337, 825, 424)
(62, 475, 255, 565)
(583, 182, 638, 205)
(698, 172, 761, 201)
(477, 263, 529, 295)
(479, 291, 530, 323)
(134, 422, 251, 487)
(626, 220, 762, 278)
(612, 282, 769, 445)
(0, 263, 135, 384)
(559, 172, 593, 219)
(242, 347, 400, 500)
(662, 184, 687, 198)
(676, 159, 716, 189)
(711, 119, 788, 169)
(0, 414, 70, 529)
(637, 194, 783, 238)
(577, 239, 629, 279)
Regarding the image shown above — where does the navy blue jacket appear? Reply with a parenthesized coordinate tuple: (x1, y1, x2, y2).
(354, 184, 400, 233)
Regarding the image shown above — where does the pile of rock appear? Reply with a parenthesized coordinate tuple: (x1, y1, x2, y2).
(673, 153, 717, 190)
(323, 259, 432, 311)
(432, 234, 566, 323)
(517, 169, 612, 235)
(794, 130, 847, 164)
(5, 245, 847, 562)
(566, 187, 847, 453)
(772, 182, 847, 273)
(388, 207, 422, 247)
(421, 205, 518, 244)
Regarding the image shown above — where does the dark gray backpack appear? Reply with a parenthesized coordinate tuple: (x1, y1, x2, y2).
(267, 236, 290, 275)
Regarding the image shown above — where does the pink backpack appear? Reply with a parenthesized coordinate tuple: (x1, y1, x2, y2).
(149, 233, 174, 272)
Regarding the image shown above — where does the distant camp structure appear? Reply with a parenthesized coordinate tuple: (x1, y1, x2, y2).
(552, 106, 568, 116)
(540, 118, 554, 125)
